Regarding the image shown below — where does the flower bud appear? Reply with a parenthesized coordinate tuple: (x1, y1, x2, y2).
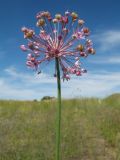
(58, 35, 62, 41)
(86, 39, 91, 43)
(83, 28, 90, 35)
(25, 30, 34, 38)
(72, 34, 77, 39)
(78, 19, 85, 25)
(70, 68, 76, 74)
(88, 48, 96, 54)
(28, 42, 34, 50)
(65, 74, 70, 80)
(20, 45, 27, 51)
(75, 60, 80, 67)
(65, 11, 70, 16)
(44, 11, 50, 17)
(63, 28, 68, 33)
(47, 16, 52, 21)
(55, 14, 62, 20)
(80, 52, 86, 57)
(31, 57, 35, 62)
(76, 71, 81, 76)
(75, 57, 79, 60)
(36, 18, 45, 27)
(76, 44, 84, 51)
(21, 27, 27, 32)
(53, 18, 58, 23)
(61, 16, 68, 24)
(71, 12, 78, 21)
(86, 39, 92, 45)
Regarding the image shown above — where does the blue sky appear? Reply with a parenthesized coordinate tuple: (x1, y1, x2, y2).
(0, 0, 120, 100)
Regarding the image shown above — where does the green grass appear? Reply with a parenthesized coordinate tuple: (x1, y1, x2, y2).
(0, 94, 120, 160)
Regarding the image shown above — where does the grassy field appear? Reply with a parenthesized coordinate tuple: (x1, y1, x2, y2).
(0, 94, 120, 160)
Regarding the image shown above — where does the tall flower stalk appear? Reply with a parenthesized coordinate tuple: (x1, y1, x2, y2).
(20, 10, 95, 160)
(56, 57, 62, 160)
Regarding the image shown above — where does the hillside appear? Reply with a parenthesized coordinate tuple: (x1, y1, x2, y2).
(0, 95, 120, 160)
(104, 93, 120, 106)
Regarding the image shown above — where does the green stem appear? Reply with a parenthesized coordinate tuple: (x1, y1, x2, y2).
(55, 57, 62, 160)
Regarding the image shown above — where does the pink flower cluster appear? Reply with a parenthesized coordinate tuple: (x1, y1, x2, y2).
(20, 11, 95, 80)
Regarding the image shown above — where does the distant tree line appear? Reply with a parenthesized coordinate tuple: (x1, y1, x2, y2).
(33, 96, 56, 102)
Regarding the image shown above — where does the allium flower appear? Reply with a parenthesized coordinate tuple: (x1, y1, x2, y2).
(20, 11, 95, 160)
(20, 11, 95, 81)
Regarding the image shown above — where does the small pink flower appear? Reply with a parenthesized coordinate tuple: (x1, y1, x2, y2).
(63, 74, 70, 81)
(86, 39, 93, 47)
(20, 45, 27, 51)
(75, 57, 79, 61)
(65, 11, 70, 16)
(70, 68, 76, 74)
(82, 28, 90, 36)
(77, 31, 85, 39)
(62, 28, 68, 33)
(75, 60, 80, 67)
(80, 52, 86, 57)
(61, 16, 68, 24)
(21, 27, 27, 32)
(76, 71, 81, 76)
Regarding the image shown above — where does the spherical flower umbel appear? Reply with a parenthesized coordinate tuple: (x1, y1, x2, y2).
(20, 11, 95, 81)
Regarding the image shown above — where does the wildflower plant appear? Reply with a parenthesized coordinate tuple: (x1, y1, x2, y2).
(20, 10, 95, 160)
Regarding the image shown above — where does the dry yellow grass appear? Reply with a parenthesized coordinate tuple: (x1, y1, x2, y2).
(0, 94, 120, 160)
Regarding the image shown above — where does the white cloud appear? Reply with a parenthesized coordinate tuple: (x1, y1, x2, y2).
(5, 66, 55, 84)
(93, 30, 120, 52)
(0, 66, 120, 100)
(88, 55, 120, 64)
(89, 29, 120, 64)
(0, 78, 37, 100)
(108, 57, 120, 63)
(62, 72, 120, 98)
